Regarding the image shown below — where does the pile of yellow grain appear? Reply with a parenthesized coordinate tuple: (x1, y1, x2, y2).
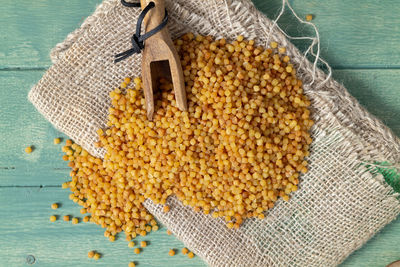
(62, 33, 313, 239)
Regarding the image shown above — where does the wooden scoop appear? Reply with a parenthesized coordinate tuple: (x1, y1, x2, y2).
(140, 0, 187, 120)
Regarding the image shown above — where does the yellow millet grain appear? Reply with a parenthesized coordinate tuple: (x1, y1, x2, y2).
(53, 138, 61, 145)
(62, 33, 312, 230)
(93, 253, 101, 260)
(88, 251, 95, 258)
(163, 205, 170, 213)
(62, 137, 157, 239)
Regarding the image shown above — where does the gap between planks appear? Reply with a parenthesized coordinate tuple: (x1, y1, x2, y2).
(0, 185, 60, 188)
(3, 66, 400, 72)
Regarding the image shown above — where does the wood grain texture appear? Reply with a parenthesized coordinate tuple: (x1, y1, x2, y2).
(342, 218, 400, 267)
(0, 71, 70, 186)
(333, 69, 400, 135)
(253, 0, 400, 68)
(1, 0, 400, 266)
(141, 0, 187, 119)
(0, 187, 399, 266)
(0, 0, 102, 69)
(0, 187, 206, 267)
(2, 0, 400, 69)
(1, 68, 399, 265)
(2, 69, 400, 186)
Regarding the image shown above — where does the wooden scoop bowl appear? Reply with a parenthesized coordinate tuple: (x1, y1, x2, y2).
(140, 0, 187, 120)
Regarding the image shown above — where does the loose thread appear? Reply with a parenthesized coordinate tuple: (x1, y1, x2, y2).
(265, 0, 332, 89)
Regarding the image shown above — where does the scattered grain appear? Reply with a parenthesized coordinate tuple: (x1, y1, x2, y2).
(62, 34, 312, 232)
(53, 138, 61, 145)
(169, 249, 176, 256)
(188, 252, 195, 259)
(93, 253, 101, 260)
(88, 251, 95, 258)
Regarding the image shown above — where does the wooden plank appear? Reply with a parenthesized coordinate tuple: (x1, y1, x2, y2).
(1, 68, 399, 265)
(0, 187, 206, 267)
(1, 69, 400, 186)
(253, 0, 400, 68)
(342, 218, 400, 267)
(332, 69, 400, 136)
(0, 0, 102, 69)
(0, 187, 398, 267)
(0, 70, 70, 186)
(1, 0, 400, 68)
(1, 1, 399, 266)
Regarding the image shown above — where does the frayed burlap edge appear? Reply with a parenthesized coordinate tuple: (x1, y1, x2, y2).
(28, 0, 400, 266)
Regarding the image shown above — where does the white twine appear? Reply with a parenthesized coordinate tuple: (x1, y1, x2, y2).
(28, 1, 400, 266)
(266, 0, 332, 89)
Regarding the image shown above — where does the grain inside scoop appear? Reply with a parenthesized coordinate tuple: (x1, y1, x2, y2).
(140, 0, 187, 120)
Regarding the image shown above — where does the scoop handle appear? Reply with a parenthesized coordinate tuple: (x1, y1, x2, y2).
(140, 0, 166, 31)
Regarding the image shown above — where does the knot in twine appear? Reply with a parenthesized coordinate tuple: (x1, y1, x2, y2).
(115, 0, 169, 63)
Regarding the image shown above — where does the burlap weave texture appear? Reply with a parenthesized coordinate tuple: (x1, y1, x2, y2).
(28, 0, 400, 266)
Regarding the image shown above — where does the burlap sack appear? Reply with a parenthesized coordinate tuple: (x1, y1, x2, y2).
(28, 0, 400, 266)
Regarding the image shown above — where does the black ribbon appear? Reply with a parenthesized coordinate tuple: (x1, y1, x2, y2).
(115, 1, 169, 63)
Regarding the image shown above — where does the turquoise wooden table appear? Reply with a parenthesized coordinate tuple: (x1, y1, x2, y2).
(1, 0, 400, 266)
